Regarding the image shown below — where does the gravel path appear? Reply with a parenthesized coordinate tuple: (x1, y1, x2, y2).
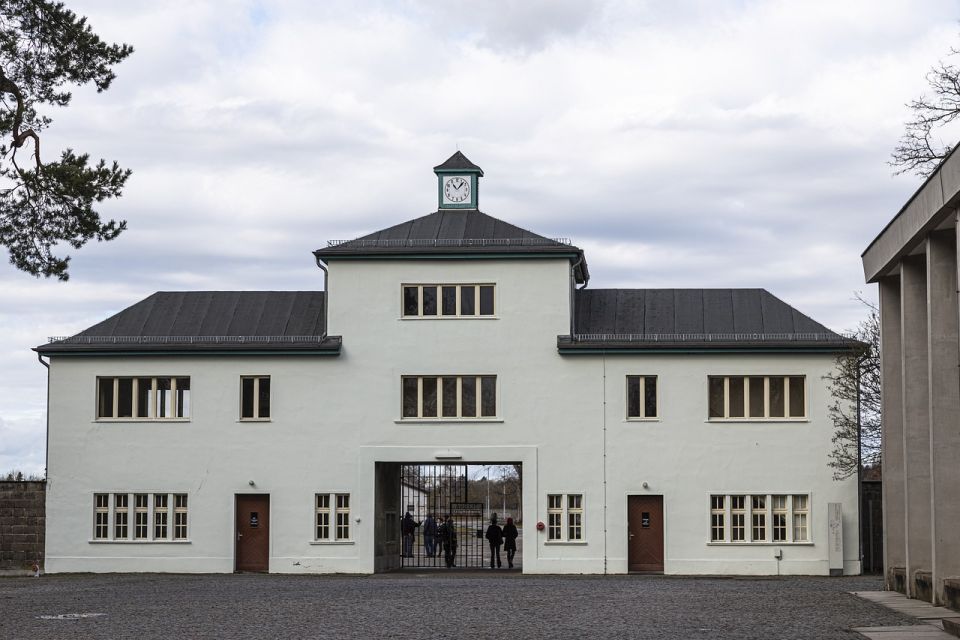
(0, 573, 912, 639)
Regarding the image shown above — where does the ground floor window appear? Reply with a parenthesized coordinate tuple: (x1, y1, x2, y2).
(547, 493, 584, 542)
(316, 493, 351, 541)
(92, 492, 188, 541)
(709, 493, 810, 543)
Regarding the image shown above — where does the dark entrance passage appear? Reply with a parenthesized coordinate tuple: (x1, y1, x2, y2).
(383, 463, 522, 571)
(235, 494, 270, 572)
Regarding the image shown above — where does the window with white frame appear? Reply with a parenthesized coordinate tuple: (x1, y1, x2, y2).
(626, 375, 658, 419)
(709, 493, 811, 544)
(240, 376, 271, 420)
(402, 284, 495, 318)
(315, 493, 351, 541)
(546, 493, 584, 542)
(91, 493, 187, 541)
(401, 375, 497, 419)
(707, 376, 805, 420)
(96, 377, 190, 419)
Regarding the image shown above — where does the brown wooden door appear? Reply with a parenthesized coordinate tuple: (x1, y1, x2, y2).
(235, 494, 270, 572)
(628, 495, 664, 572)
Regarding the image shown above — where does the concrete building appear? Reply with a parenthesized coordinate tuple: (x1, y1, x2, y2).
(36, 153, 861, 575)
(862, 148, 960, 609)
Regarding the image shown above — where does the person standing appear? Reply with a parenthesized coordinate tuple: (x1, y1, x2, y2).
(503, 516, 519, 569)
(423, 513, 438, 558)
(400, 512, 419, 558)
(485, 514, 503, 569)
(441, 515, 458, 568)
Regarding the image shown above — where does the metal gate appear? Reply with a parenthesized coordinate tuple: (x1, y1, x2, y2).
(399, 464, 485, 568)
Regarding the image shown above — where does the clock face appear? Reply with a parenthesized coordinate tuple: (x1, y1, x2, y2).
(443, 176, 471, 204)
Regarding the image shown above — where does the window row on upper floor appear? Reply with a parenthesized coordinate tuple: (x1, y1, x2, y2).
(93, 373, 807, 423)
(402, 283, 495, 318)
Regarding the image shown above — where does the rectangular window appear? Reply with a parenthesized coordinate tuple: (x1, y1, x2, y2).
(154, 494, 169, 540)
(173, 494, 188, 540)
(626, 375, 658, 419)
(114, 493, 129, 539)
(94, 494, 109, 540)
(731, 495, 746, 542)
(96, 377, 191, 420)
(710, 494, 809, 544)
(401, 375, 497, 419)
(792, 495, 809, 542)
(134, 494, 149, 540)
(240, 376, 271, 419)
(772, 495, 788, 542)
(751, 495, 767, 541)
(315, 493, 351, 541)
(401, 284, 496, 318)
(547, 493, 584, 542)
(707, 376, 806, 420)
(710, 495, 725, 542)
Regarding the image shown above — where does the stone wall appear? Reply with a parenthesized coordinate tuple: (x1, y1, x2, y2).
(0, 481, 45, 571)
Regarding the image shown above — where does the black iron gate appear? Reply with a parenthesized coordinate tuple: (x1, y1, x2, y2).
(400, 464, 485, 568)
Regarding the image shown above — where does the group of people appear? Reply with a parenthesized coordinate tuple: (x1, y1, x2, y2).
(400, 512, 519, 569)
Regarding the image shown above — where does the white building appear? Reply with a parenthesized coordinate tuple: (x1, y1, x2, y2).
(36, 152, 861, 575)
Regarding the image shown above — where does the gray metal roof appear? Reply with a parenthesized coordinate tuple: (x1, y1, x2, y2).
(433, 151, 483, 174)
(35, 291, 340, 354)
(315, 209, 589, 283)
(562, 288, 856, 352)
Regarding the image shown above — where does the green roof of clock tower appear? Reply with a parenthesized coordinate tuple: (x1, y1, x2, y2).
(433, 151, 484, 175)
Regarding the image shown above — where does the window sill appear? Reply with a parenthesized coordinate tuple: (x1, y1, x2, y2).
(544, 540, 588, 546)
(706, 541, 813, 546)
(93, 419, 191, 423)
(399, 316, 499, 321)
(237, 419, 272, 423)
(395, 419, 504, 424)
(89, 539, 191, 544)
(706, 418, 809, 424)
(624, 418, 661, 423)
(308, 540, 355, 546)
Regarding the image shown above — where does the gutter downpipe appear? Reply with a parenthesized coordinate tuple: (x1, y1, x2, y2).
(37, 354, 50, 480)
(570, 255, 585, 339)
(314, 255, 329, 339)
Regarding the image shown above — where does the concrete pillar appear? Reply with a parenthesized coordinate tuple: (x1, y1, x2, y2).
(879, 276, 906, 591)
(901, 257, 932, 599)
(928, 230, 960, 605)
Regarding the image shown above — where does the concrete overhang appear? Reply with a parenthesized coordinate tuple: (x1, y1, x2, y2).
(862, 145, 960, 283)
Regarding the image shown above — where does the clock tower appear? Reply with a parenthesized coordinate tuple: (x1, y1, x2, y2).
(434, 151, 483, 210)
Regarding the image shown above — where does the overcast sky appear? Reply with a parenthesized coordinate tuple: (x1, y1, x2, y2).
(1, 0, 956, 475)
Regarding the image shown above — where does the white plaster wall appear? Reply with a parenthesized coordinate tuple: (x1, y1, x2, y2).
(44, 257, 859, 575)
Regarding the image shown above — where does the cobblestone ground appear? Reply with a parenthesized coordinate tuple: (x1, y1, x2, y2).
(0, 573, 911, 640)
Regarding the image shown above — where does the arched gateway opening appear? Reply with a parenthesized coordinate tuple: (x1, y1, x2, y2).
(374, 462, 522, 571)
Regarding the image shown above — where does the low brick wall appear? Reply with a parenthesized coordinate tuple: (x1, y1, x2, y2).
(0, 481, 45, 571)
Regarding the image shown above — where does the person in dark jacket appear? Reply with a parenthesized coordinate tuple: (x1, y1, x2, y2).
(423, 513, 438, 558)
(441, 515, 457, 568)
(485, 514, 503, 569)
(400, 512, 419, 558)
(502, 516, 519, 568)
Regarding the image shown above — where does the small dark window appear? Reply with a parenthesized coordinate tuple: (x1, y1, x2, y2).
(479, 285, 495, 315)
(480, 376, 496, 417)
(748, 377, 764, 417)
(241, 377, 255, 418)
(403, 286, 419, 316)
(441, 286, 457, 315)
(728, 377, 744, 418)
(460, 286, 476, 316)
(769, 377, 785, 417)
(98, 378, 114, 418)
(422, 377, 438, 417)
(402, 378, 419, 418)
(708, 377, 724, 418)
(626, 376, 640, 418)
(461, 377, 477, 417)
(442, 377, 458, 417)
(175, 378, 190, 418)
(258, 377, 270, 418)
(644, 377, 657, 418)
(789, 376, 805, 417)
(117, 378, 134, 417)
(422, 286, 438, 316)
(136, 378, 151, 417)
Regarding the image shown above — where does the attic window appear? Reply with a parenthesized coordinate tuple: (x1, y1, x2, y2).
(402, 284, 495, 318)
